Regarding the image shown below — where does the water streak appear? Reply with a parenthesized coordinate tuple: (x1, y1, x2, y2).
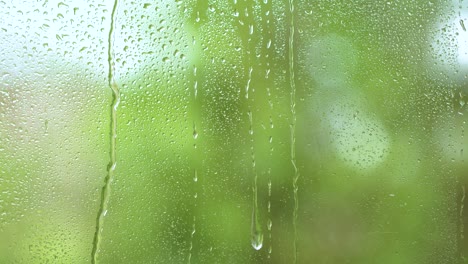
(188, 154, 198, 262)
(239, 7, 263, 250)
(462, 185, 466, 240)
(263, 0, 274, 257)
(461, 184, 466, 262)
(249, 110, 263, 250)
(188, 34, 199, 262)
(245, 66, 253, 99)
(267, 179, 272, 257)
(288, 0, 299, 262)
(188, 214, 196, 263)
(91, 1, 119, 263)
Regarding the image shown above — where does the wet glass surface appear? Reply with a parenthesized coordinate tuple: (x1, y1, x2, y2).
(1, 1, 468, 263)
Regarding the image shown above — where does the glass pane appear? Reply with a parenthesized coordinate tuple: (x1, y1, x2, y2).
(1, 0, 467, 263)
(0, 0, 111, 262)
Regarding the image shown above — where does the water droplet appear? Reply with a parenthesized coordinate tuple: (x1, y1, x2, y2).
(461, 19, 467, 31)
(251, 230, 263, 250)
(57, 2, 68, 8)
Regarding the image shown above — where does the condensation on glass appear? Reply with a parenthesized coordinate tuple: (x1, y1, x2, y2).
(0, 0, 467, 263)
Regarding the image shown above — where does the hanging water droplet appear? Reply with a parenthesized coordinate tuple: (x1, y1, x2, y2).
(251, 194, 263, 251)
(251, 229, 263, 250)
(193, 170, 198, 182)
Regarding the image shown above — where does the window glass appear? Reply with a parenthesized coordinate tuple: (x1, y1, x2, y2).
(1, 0, 467, 263)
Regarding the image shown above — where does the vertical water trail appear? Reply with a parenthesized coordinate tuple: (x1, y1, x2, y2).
(188, 64, 199, 264)
(262, 0, 274, 257)
(188, 215, 196, 264)
(267, 179, 272, 257)
(461, 184, 466, 262)
(188, 135, 198, 263)
(188, 169, 197, 264)
(462, 185, 466, 239)
(249, 109, 263, 250)
(266, 72, 273, 256)
(245, 66, 253, 99)
(242, 5, 263, 250)
(91, 1, 119, 263)
(288, 0, 299, 262)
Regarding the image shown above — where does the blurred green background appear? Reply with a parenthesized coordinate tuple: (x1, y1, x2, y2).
(1, 0, 468, 263)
